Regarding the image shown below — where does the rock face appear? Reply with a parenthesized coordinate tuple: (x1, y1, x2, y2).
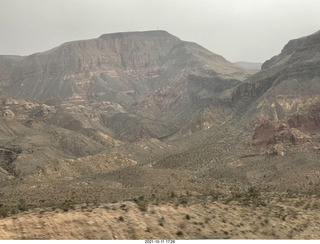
(251, 113, 318, 160)
(253, 102, 320, 147)
(0, 92, 125, 178)
(0, 31, 250, 103)
(230, 31, 320, 157)
(0, 30, 253, 141)
(253, 117, 311, 147)
(0, 31, 182, 102)
(0, 30, 256, 178)
(0, 147, 21, 176)
(2, 30, 320, 232)
(150, 30, 320, 192)
(0, 29, 319, 191)
(232, 30, 320, 122)
(287, 103, 320, 134)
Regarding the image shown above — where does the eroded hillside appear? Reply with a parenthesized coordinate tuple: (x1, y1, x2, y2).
(1, 30, 320, 240)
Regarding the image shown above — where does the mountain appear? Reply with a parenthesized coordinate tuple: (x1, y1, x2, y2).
(2, 29, 320, 184)
(0, 31, 252, 102)
(153, 30, 320, 192)
(233, 30, 320, 122)
(0, 30, 256, 179)
(0, 30, 254, 141)
(1, 30, 320, 238)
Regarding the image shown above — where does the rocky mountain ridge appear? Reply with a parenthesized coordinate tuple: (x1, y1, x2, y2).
(0, 30, 254, 141)
(1, 30, 320, 236)
(232, 30, 320, 124)
(151, 29, 320, 192)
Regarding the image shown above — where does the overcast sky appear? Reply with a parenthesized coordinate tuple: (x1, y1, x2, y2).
(1, 0, 320, 62)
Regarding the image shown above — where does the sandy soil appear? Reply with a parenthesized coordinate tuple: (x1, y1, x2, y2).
(0, 198, 320, 240)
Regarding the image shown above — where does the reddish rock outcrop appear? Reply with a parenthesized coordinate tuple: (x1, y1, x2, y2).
(287, 103, 320, 134)
(252, 118, 275, 146)
(252, 103, 320, 151)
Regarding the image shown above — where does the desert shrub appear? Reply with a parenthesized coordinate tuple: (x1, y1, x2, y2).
(246, 185, 260, 198)
(158, 217, 165, 227)
(134, 195, 148, 212)
(17, 198, 27, 212)
(0, 204, 9, 218)
(60, 199, 74, 212)
(210, 190, 223, 201)
(286, 189, 297, 198)
(228, 185, 264, 206)
(178, 195, 188, 205)
(176, 230, 183, 237)
(311, 201, 320, 210)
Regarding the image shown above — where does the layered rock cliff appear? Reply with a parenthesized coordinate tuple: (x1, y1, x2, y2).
(0, 30, 253, 141)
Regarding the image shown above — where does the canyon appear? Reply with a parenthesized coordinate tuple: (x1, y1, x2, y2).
(0, 30, 320, 239)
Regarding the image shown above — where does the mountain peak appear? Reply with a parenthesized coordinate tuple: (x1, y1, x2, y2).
(99, 30, 180, 41)
(262, 29, 320, 70)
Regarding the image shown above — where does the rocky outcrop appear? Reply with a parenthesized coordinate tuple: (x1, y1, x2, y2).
(252, 117, 276, 145)
(252, 119, 311, 147)
(0, 31, 253, 141)
(232, 30, 320, 123)
(1, 29, 320, 212)
(0, 31, 181, 102)
(252, 103, 320, 155)
(0, 31, 251, 104)
(287, 103, 320, 134)
(0, 147, 22, 176)
(2, 109, 15, 119)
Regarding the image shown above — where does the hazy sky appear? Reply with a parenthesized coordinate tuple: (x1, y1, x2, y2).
(1, 0, 320, 62)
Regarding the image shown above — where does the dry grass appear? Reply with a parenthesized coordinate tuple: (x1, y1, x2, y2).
(1, 191, 320, 239)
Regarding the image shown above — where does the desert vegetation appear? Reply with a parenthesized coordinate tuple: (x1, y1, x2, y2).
(1, 28, 320, 239)
(1, 183, 320, 239)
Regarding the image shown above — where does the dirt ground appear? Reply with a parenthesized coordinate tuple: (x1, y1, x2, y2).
(0, 197, 320, 240)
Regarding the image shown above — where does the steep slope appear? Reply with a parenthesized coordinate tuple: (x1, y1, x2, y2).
(0, 31, 253, 140)
(153, 30, 320, 192)
(0, 93, 128, 179)
(1, 31, 180, 103)
(0, 30, 256, 181)
(233, 30, 320, 122)
(0, 31, 251, 104)
(2, 31, 320, 239)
